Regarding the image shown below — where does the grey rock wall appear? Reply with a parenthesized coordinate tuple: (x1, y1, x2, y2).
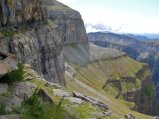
(0, 0, 88, 85)
(12, 23, 65, 84)
(46, 1, 88, 45)
(0, 0, 88, 44)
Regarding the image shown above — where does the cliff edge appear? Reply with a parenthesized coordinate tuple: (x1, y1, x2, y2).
(0, 0, 87, 85)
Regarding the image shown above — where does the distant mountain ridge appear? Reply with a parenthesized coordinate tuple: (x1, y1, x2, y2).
(146, 39, 159, 47)
(123, 34, 150, 41)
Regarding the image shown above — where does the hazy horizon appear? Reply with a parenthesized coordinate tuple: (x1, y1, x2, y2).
(58, 0, 159, 34)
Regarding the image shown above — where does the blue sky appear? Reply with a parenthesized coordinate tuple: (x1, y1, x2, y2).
(58, 0, 159, 33)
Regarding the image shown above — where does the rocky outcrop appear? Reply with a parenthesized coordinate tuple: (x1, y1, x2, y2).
(0, 0, 88, 84)
(0, 0, 88, 44)
(0, 81, 37, 113)
(0, 21, 65, 84)
(73, 92, 109, 111)
(7, 82, 37, 108)
(10, 22, 65, 84)
(53, 88, 72, 97)
(46, 0, 88, 45)
(0, 52, 17, 77)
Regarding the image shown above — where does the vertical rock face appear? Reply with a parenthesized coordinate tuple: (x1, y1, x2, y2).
(0, 0, 46, 26)
(46, 0, 88, 45)
(11, 23, 65, 85)
(0, 21, 65, 85)
(122, 65, 157, 115)
(0, 0, 88, 44)
(0, 0, 88, 85)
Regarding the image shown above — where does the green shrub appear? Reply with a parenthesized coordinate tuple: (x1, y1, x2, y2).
(21, 90, 67, 119)
(143, 83, 155, 104)
(3, 63, 24, 84)
(0, 103, 7, 115)
(22, 92, 44, 119)
(1, 90, 12, 97)
(0, 29, 17, 37)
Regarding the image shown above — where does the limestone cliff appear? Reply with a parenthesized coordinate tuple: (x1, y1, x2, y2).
(46, 0, 88, 45)
(0, 0, 87, 85)
(0, 0, 87, 44)
(0, 0, 157, 117)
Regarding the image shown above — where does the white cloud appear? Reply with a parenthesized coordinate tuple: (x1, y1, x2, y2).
(86, 22, 159, 34)
(86, 25, 99, 33)
(85, 24, 110, 33)
(85, 23, 112, 32)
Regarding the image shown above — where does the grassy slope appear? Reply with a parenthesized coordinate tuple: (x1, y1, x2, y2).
(66, 75, 151, 119)
(77, 56, 144, 89)
(64, 43, 152, 119)
(25, 68, 107, 119)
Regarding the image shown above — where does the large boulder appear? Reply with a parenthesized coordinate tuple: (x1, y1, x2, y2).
(65, 97, 83, 104)
(0, 52, 17, 78)
(7, 82, 37, 108)
(73, 92, 109, 111)
(53, 89, 72, 97)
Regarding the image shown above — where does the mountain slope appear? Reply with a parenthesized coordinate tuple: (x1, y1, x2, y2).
(88, 32, 159, 106)
(64, 43, 157, 117)
(0, 0, 157, 118)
